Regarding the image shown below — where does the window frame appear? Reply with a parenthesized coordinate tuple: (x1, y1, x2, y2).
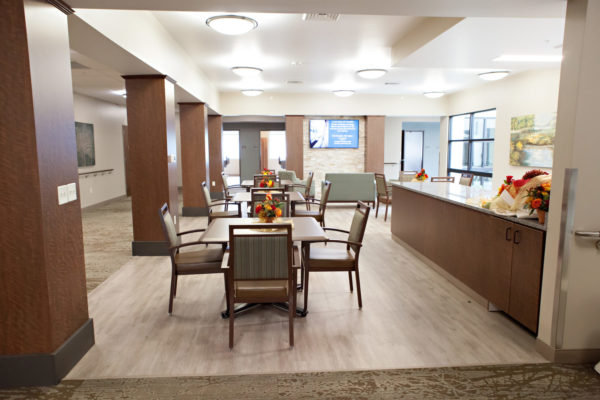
(447, 108, 496, 179)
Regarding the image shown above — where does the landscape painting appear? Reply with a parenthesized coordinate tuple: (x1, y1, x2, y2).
(75, 122, 96, 167)
(509, 113, 556, 168)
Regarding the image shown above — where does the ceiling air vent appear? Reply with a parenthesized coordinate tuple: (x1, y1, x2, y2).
(70, 61, 90, 70)
(302, 13, 340, 22)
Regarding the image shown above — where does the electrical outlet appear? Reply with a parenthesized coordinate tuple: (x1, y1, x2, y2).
(174, 215, 177, 224)
(67, 183, 77, 202)
(212, 181, 216, 186)
(57, 185, 69, 205)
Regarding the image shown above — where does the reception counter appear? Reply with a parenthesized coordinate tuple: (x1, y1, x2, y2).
(391, 182, 545, 333)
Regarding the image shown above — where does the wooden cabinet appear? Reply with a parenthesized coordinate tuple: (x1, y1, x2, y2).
(392, 186, 545, 334)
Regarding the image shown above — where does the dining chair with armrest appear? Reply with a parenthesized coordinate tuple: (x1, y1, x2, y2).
(430, 176, 455, 183)
(301, 201, 370, 314)
(221, 172, 242, 207)
(159, 203, 227, 315)
(291, 180, 331, 227)
(202, 182, 241, 224)
(397, 170, 417, 182)
(459, 173, 474, 186)
(374, 173, 393, 221)
(225, 223, 298, 349)
(288, 171, 314, 208)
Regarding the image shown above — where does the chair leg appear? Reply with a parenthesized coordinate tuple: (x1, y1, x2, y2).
(354, 267, 363, 309)
(289, 275, 296, 348)
(228, 290, 235, 350)
(348, 271, 353, 292)
(173, 275, 178, 297)
(303, 269, 310, 314)
(384, 202, 389, 222)
(168, 272, 176, 315)
(375, 197, 379, 218)
(223, 273, 230, 313)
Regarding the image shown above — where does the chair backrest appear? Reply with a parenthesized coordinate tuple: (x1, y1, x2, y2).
(319, 180, 332, 213)
(221, 172, 230, 196)
(253, 175, 279, 188)
(201, 181, 213, 207)
(158, 203, 181, 249)
(430, 176, 455, 183)
(374, 173, 389, 197)
(250, 190, 289, 217)
(347, 201, 371, 254)
(229, 224, 292, 281)
(304, 171, 314, 197)
(459, 173, 474, 187)
(278, 170, 297, 182)
(398, 170, 417, 182)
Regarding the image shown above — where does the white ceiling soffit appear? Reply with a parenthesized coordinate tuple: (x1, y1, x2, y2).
(68, 0, 566, 18)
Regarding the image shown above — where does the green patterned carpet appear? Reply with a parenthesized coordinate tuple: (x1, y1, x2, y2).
(2, 364, 599, 399)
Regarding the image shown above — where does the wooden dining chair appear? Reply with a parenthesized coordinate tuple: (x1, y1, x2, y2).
(301, 201, 371, 314)
(398, 170, 417, 182)
(289, 171, 314, 209)
(221, 172, 242, 206)
(202, 182, 241, 224)
(158, 203, 227, 315)
(430, 176, 455, 183)
(292, 180, 332, 227)
(374, 173, 392, 221)
(459, 173, 474, 186)
(225, 223, 298, 349)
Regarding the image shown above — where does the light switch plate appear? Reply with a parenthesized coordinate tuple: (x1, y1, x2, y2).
(57, 185, 69, 205)
(212, 181, 216, 186)
(67, 183, 77, 202)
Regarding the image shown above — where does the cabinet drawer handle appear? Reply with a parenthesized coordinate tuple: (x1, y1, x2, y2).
(514, 230, 521, 244)
(505, 227, 512, 241)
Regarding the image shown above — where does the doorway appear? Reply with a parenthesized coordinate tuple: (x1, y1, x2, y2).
(401, 130, 424, 171)
(222, 130, 240, 185)
(260, 131, 286, 172)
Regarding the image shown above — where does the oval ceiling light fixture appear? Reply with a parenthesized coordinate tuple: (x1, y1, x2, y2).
(206, 15, 258, 35)
(332, 90, 355, 97)
(356, 69, 387, 79)
(241, 89, 263, 96)
(231, 66, 263, 77)
(478, 71, 510, 81)
(423, 91, 445, 99)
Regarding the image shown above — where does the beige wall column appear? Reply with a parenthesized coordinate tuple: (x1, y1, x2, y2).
(285, 115, 304, 178)
(208, 115, 224, 198)
(179, 103, 210, 216)
(0, 0, 93, 387)
(124, 75, 179, 254)
(364, 115, 385, 174)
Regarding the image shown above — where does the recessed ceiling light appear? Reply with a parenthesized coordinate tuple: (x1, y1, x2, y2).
(231, 66, 263, 77)
(356, 69, 387, 79)
(206, 15, 258, 35)
(493, 54, 562, 62)
(241, 89, 263, 96)
(478, 71, 510, 81)
(333, 90, 354, 97)
(287, 80, 303, 85)
(423, 92, 445, 99)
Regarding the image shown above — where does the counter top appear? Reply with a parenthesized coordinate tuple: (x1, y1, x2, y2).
(390, 181, 546, 231)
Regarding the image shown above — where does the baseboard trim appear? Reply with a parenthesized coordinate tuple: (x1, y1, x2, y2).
(182, 206, 209, 217)
(0, 318, 94, 388)
(81, 195, 128, 210)
(132, 241, 169, 256)
(535, 339, 600, 363)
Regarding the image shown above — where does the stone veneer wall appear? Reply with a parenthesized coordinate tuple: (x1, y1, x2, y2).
(303, 116, 366, 197)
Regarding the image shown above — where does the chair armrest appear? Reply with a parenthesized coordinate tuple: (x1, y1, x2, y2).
(305, 239, 362, 248)
(177, 228, 206, 236)
(210, 201, 240, 210)
(168, 240, 208, 252)
(226, 184, 242, 189)
(221, 250, 230, 270)
(293, 199, 321, 206)
(322, 227, 350, 234)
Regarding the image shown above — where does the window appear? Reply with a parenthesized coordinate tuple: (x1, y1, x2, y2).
(448, 109, 496, 190)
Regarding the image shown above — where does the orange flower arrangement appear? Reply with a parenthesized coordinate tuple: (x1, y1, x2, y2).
(255, 193, 283, 221)
(415, 168, 428, 181)
(261, 168, 271, 175)
(259, 179, 274, 188)
(525, 182, 551, 214)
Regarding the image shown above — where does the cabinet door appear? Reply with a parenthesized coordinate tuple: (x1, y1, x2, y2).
(509, 225, 545, 333)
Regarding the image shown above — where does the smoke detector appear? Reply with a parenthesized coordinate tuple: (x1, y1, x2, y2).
(302, 13, 340, 22)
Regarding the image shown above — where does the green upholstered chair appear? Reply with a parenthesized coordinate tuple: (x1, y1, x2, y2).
(225, 223, 298, 349)
(221, 172, 242, 204)
(158, 203, 227, 315)
(292, 180, 332, 227)
(322, 173, 375, 206)
(278, 169, 315, 197)
(374, 173, 392, 222)
(301, 201, 371, 314)
(202, 182, 241, 224)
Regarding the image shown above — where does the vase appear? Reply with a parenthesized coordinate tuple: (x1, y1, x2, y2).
(537, 210, 546, 224)
(259, 216, 275, 223)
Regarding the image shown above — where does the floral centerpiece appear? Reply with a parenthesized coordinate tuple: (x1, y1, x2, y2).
(415, 168, 428, 181)
(261, 168, 271, 176)
(255, 193, 283, 222)
(525, 181, 551, 224)
(259, 179, 274, 188)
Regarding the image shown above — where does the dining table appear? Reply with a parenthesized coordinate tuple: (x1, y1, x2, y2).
(241, 179, 295, 191)
(201, 217, 327, 317)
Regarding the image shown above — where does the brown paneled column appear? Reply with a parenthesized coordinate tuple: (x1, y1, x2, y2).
(179, 103, 210, 216)
(365, 116, 385, 174)
(285, 115, 304, 178)
(208, 115, 224, 199)
(0, 0, 93, 387)
(124, 75, 179, 255)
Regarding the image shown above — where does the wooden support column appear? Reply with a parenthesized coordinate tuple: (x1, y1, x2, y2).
(0, 0, 93, 388)
(124, 75, 179, 255)
(365, 115, 385, 174)
(208, 115, 224, 199)
(179, 103, 210, 216)
(285, 115, 304, 179)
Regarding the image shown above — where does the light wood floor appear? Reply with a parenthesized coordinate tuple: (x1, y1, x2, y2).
(67, 204, 545, 379)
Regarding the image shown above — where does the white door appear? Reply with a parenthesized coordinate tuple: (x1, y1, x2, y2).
(402, 130, 424, 171)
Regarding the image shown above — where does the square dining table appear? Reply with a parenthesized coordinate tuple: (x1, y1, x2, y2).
(230, 191, 305, 204)
(241, 179, 295, 191)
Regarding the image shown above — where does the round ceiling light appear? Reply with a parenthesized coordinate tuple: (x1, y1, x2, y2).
(333, 90, 355, 97)
(231, 66, 263, 77)
(206, 15, 258, 35)
(478, 71, 510, 81)
(241, 89, 263, 96)
(356, 69, 388, 79)
(423, 91, 445, 99)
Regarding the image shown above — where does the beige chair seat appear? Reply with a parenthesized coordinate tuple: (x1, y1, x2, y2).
(293, 209, 320, 217)
(175, 248, 224, 272)
(211, 210, 240, 218)
(235, 280, 288, 299)
(307, 247, 355, 268)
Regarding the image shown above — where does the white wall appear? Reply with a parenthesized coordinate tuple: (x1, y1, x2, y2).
(444, 69, 561, 189)
(74, 94, 127, 208)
